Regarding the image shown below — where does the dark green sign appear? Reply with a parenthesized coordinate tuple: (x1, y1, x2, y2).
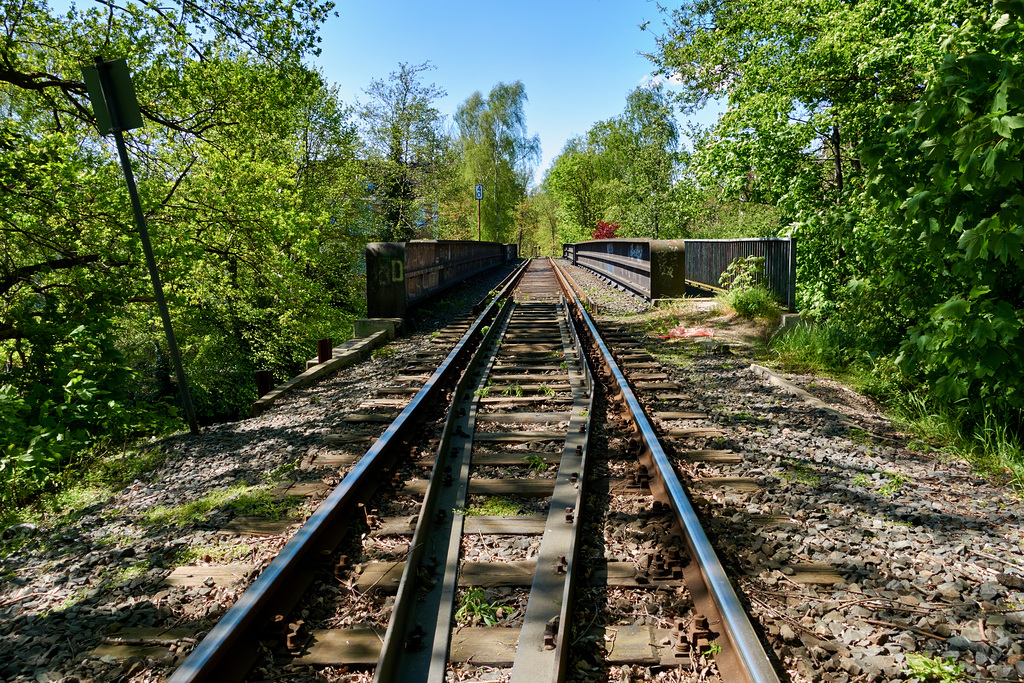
(81, 58, 143, 135)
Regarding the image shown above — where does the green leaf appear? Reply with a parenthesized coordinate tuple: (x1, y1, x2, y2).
(993, 116, 1014, 138)
(968, 285, 991, 299)
(903, 191, 931, 216)
(1003, 115, 1024, 129)
(934, 298, 970, 320)
(957, 229, 985, 259)
(934, 375, 967, 402)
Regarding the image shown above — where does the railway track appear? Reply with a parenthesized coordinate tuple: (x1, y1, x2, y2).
(165, 259, 779, 683)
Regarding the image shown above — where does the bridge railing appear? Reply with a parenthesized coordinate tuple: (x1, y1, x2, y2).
(683, 237, 796, 312)
(562, 237, 796, 311)
(366, 240, 517, 319)
(559, 239, 687, 301)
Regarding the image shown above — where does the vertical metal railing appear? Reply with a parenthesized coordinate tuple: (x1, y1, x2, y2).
(682, 238, 796, 312)
(561, 237, 796, 311)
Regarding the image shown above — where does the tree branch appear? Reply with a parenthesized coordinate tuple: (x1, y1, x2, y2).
(0, 255, 101, 297)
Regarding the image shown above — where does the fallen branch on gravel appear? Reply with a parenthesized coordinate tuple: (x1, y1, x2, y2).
(857, 617, 947, 641)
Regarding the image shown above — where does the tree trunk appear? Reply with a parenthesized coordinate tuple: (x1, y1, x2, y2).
(832, 124, 843, 200)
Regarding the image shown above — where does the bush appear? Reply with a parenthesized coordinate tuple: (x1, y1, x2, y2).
(717, 255, 780, 319)
(0, 312, 173, 506)
(721, 285, 780, 319)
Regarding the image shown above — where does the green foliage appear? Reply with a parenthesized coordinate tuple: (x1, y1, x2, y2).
(904, 652, 964, 682)
(687, 201, 782, 240)
(522, 454, 547, 472)
(358, 61, 460, 241)
(455, 587, 505, 626)
(456, 81, 540, 243)
(771, 320, 872, 372)
(465, 497, 523, 516)
(717, 256, 780, 319)
(173, 541, 254, 567)
(862, 2, 1024, 424)
(719, 256, 767, 291)
(546, 84, 688, 243)
(142, 483, 297, 526)
(649, 0, 1024, 464)
(878, 472, 909, 497)
(0, 314, 173, 504)
(0, 0, 369, 474)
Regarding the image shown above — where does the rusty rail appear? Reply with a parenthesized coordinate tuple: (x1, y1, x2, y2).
(166, 260, 529, 683)
(551, 258, 781, 683)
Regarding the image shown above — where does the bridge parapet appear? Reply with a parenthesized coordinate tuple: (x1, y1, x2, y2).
(366, 240, 516, 320)
(563, 237, 795, 311)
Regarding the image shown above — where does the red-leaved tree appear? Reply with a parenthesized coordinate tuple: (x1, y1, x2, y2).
(592, 221, 620, 240)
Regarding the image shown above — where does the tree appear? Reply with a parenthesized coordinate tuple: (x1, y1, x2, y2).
(589, 85, 680, 238)
(544, 85, 689, 242)
(456, 81, 541, 243)
(0, 0, 347, 494)
(647, 0, 1024, 433)
(358, 61, 450, 241)
(645, 0, 978, 313)
(862, 0, 1024, 422)
(544, 139, 603, 244)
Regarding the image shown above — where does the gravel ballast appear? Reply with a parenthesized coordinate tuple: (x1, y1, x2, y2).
(564, 258, 1024, 682)
(3, 259, 1022, 683)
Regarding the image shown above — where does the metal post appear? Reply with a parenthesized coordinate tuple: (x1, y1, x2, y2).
(317, 338, 333, 364)
(255, 370, 273, 398)
(94, 57, 200, 435)
(477, 197, 481, 241)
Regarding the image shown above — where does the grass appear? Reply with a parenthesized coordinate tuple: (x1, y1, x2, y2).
(371, 346, 396, 359)
(522, 454, 547, 472)
(173, 540, 254, 566)
(771, 322, 1024, 490)
(465, 497, 523, 516)
(1, 445, 167, 558)
(142, 483, 298, 527)
(887, 394, 1024, 486)
(266, 461, 299, 480)
(771, 319, 867, 373)
(108, 559, 150, 585)
(779, 459, 821, 486)
(852, 470, 909, 497)
(456, 587, 505, 626)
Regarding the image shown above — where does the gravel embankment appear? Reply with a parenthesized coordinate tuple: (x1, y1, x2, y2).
(3, 259, 1022, 683)
(0, 267, 513, 683)
(564, 259, 1024, 683)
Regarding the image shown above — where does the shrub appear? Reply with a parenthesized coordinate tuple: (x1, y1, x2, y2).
(717, 255, 780, 319)
(722, 285, 780, 319)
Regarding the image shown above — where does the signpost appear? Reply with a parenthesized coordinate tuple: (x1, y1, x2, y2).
(81, 57, 200, 435)
(475, 183, 483, 241)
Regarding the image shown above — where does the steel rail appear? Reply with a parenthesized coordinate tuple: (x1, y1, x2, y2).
(550, 259, 781, 683)
(538, 289, 595, 683)
(374, 295, 517, 682)
(376, 258, 591, 683)
(167, 260, 529, 683)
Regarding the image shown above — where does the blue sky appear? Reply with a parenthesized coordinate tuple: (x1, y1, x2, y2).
(315, 0, 719, 184)
(55, 0, 720, 183)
